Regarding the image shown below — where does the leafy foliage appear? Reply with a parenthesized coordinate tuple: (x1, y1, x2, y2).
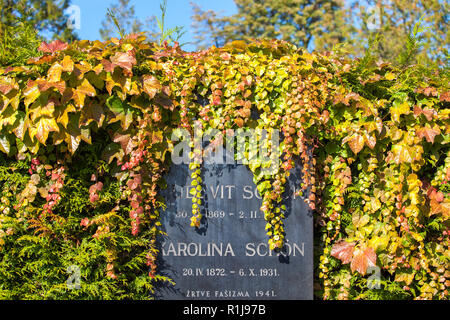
(0, 34, 448, 300)
(0, 19, 41, 67)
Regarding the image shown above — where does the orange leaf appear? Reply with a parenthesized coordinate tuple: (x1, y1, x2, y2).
(440, 91, 450, 102)
(416, 126, 441, 144)
(234, 117, 244, 128)
(343, 134, 364, 155)
(61, 55, 74, 73)
(331, 241, 355, 264)
(350, 247, 377, 275)
(142, 75, 161, 99)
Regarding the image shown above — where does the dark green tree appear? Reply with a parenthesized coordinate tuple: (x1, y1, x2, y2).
(0, 0, 77, 41)
(351, 0, 449, 66)
(191, 0, 353, 51)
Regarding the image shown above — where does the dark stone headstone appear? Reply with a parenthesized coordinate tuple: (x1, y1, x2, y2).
(155, 162, 313, 300)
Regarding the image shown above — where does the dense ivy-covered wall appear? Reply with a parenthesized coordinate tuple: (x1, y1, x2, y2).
(0, 35, 448, 299)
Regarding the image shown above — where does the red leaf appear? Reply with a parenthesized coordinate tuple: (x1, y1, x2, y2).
(80, 218, 90, 227)
(89, 182, 103, 195)
(126, 175, 142, 190)
(38, 40, 68, 54)
(331, 241, 355, 264)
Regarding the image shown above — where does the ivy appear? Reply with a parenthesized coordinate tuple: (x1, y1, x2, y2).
(0, 35, 448, 300)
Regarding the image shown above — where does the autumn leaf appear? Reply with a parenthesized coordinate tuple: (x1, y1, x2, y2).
(423, 87, 438, 97)
(72, 79, 97, 107)
(126, 174, 142, 191)
(61, 55, 74, 73)
(142, 75, 161, 99)
(234, 117, 244, 128)
(390, 100, 410, 123)
(29, 117, 59, 145)
(47, 63, 63, 82)
(113, 133, 133, 153)
(416, 126, 441, 144)
(343, 133, 364, 155)
(350, 247, 377, 275)
(110, 51, 137, 75)
(413, 105, 437, 121)
(89, 182, 103, 203)
(80, 102, 105, 127)
(0, 76, 18, 95)
(38, 40, 68, 54)
(89, 182, 104, 193)
(440, 91, 450, 102)
(23, 82, 40, 107)
(331, 241, 355, 264)
(12, 112, 28, 140)
(73, 61, 92, 79)
(391, 144, 413, 164)
(364, 133, 376, 149)
(0, 135, 10, 154)
(385, 72, 396, 80)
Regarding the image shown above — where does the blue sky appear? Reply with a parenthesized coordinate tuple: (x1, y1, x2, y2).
(70, 0, 238, 51)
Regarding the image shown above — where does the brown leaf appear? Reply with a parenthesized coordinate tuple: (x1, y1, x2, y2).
(331, 241, 355, 264)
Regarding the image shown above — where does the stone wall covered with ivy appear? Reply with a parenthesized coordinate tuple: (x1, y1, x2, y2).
(0, 36, 448, 299)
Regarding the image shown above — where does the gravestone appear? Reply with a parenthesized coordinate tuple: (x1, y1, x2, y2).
(154, 161, 313, 300)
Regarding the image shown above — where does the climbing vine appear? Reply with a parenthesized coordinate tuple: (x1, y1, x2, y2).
(0, 35, 448, 299)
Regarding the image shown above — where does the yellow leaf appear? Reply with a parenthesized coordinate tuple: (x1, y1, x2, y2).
(29, 117, 59, 145)
(391, 144, 413, 164)
(47, 62, 62, 82)
(61, 55, 74, 72)
(390, 101, 410, 122)
(73, 79, 96, 107)
(385, 72, 396, 81)
(23, 84, 40, 108)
